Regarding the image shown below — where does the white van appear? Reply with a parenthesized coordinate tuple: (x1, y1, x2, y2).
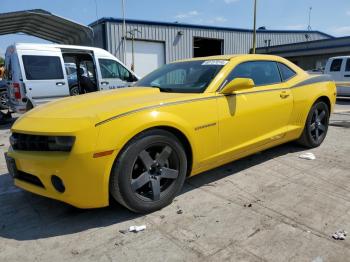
(324, 56, 350, 97)
(4, 43, 139, 113)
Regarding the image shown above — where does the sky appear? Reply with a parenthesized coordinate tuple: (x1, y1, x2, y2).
(1, 0, 350, 58)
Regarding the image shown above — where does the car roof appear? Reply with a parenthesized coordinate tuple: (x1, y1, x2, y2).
(7, 43, 115, 58)
(175, 54, 288, 63)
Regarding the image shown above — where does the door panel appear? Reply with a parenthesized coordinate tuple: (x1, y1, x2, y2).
(97, 58, 133, 90)
(328, 58, 344, 82)
(217, 60, 293, 159)
(218, 85, 293, 157)
(18, 51, 69, 100)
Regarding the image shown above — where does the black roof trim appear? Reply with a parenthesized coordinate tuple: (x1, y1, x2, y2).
(89, 18, 334, 38)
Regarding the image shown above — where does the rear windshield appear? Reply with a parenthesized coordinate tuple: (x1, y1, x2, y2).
(22, 55, 64, 80)
(134, 60, 227, 93)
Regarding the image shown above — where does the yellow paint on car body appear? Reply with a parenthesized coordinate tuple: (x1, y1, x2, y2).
(8, 55, 336, 208)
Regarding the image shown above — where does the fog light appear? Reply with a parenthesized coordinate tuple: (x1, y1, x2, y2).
(51, 175, 65, 193)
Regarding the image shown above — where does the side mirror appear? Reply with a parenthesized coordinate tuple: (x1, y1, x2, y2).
(220, 78, 255, 94)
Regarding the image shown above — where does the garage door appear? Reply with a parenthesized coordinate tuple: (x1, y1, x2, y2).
(126, 40, 165, 77)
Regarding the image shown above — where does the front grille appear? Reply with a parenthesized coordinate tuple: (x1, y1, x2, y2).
(10, 133, 75, 152)
(11, 133, 51, 151)
(15, 171, 45, 188)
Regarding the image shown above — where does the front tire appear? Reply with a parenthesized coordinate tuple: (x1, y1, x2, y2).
(297, 101, 329, 148)
(110, 129, 187, 213)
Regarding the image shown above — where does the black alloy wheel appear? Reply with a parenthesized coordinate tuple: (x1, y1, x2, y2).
(297, 101, 329, 148)
(70, 86, 80, 96)
(110, 129, 187, 213)
(0, 91, 8, 110)
(309, 105, 328, 144)
(131, 144, 180, 201)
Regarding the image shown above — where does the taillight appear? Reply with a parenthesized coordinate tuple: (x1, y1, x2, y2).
(13, 83, 21, 99)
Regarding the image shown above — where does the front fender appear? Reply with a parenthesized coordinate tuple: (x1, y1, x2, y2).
(95, 110, 197, 160)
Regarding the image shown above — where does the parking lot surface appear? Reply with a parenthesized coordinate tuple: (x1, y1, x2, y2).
(0, 99, 349, 262)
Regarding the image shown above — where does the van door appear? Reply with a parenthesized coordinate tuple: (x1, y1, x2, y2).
(96, 58, 137, 90)
(17, 50, 69, 103)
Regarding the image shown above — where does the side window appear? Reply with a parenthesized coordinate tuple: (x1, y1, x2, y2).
(99, 59, 133, 81)
(330, 59, 343, 72)
(226, 61, 281, 86)
(22, 55, 64, 80)
(117, 63, 135, 82)
(345, 59, 350, 72)
(277, 63, 296, 81)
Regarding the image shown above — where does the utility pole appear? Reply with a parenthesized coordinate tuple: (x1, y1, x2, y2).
(121, 0, 127, 64)
(307, 6, 312, 31)
(127, 29, 141, 71)
(252, 0, 257, 54)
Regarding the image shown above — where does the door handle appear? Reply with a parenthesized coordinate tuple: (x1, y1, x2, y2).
(56, 82, 66, 86)
(101, 81, 109, 85)
(280, 91, 290, 99)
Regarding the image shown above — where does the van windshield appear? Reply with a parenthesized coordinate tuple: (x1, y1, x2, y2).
(134, 60, 227, 93)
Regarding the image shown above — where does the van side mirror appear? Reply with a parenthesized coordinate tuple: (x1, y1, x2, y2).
(220, 78, 255, 94)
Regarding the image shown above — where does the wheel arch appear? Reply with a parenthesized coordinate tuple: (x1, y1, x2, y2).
(314, 96, 331, 115)
(114, 125, 193, 176)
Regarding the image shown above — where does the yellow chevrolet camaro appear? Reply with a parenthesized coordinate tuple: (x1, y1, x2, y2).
(6, 55, 336, 213)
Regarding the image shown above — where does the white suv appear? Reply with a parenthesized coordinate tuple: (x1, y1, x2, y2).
(324, 56, 350, 97)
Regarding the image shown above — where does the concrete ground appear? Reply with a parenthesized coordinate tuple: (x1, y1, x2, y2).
(0, 99, 349, 262)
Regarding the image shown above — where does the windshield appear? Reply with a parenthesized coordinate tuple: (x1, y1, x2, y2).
(134, 60, 227, 93)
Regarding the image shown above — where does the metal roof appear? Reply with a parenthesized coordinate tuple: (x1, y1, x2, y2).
(89, 18, 334, 39)
(256, 36, 350, 56)
(0, 9, 94, 45)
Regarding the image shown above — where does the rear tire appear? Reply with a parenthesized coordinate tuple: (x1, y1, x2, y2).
(70, 85, 79, 96)
(0, 90, 8, 110)
(297, 101, 329, 148)
(110, 129, 187, 213)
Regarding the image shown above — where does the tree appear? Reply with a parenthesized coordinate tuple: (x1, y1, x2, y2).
(0, 56, 4, 65)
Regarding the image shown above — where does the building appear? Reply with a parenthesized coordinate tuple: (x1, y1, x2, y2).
(255, 36, 350, 70)
(90, 18, 332, 76)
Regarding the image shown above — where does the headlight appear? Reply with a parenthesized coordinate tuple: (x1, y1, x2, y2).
(10, 133, 75, 152)
(47, 136, 76, 152)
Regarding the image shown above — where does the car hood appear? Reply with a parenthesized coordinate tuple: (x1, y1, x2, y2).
(12, 87, 201, 132)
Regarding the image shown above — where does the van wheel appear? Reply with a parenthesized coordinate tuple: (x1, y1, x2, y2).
(297, 101, 329, 148)
(0, 91, 8, 110)
(26, 101, 33, 111)
(70, 86, 79, 96)
(110, 129, 187, 213)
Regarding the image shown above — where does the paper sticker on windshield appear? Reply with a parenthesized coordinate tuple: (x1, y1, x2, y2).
(202, 60, 228, 66)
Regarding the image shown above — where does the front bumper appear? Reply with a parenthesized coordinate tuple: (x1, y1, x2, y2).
(7, 147, 117, 208)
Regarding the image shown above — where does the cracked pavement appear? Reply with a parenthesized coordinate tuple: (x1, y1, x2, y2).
(0, 99, 349, 262)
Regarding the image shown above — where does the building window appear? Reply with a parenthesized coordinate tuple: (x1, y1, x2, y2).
(330, 59, 343, 72)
